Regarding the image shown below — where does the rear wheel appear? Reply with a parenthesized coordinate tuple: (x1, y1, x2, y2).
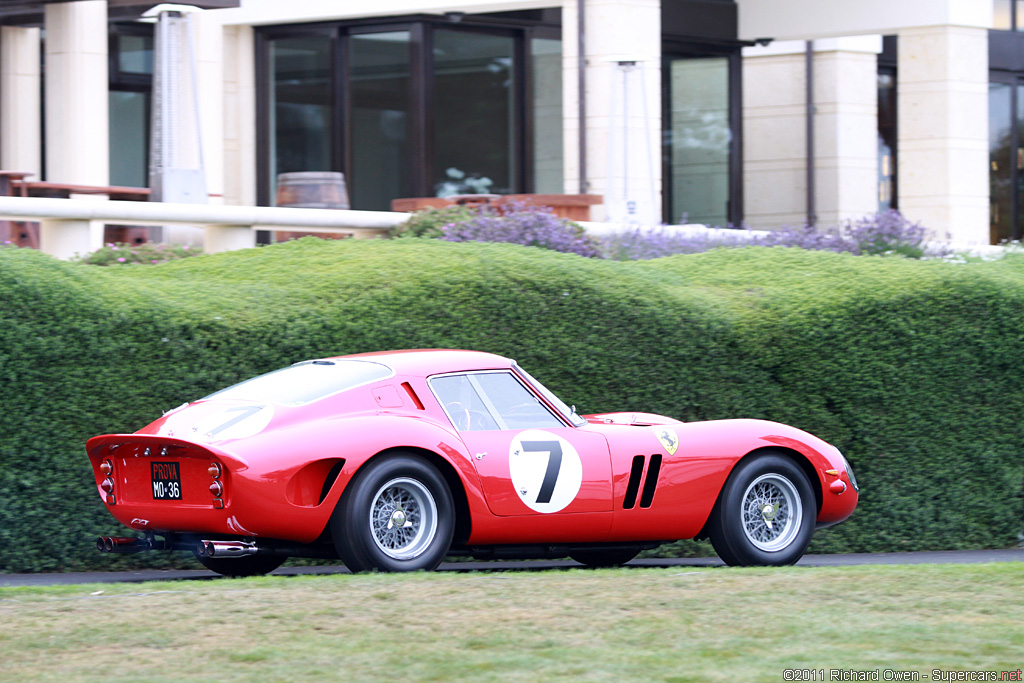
(569, 547, 639, 568)
(708, 452, 815, 566)
(194, 552, 286, 578)
(331, 453, 454, 573)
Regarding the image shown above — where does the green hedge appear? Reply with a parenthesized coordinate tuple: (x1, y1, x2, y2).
(1, 240, 1022, 572)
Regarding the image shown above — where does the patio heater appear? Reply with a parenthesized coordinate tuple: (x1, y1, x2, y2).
(605, 57, 658, 225)
(147, 5, 207, 208)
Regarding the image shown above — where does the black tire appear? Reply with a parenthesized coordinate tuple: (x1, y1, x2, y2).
(707, 452, 815, 567)
(331, 453, 454, 573)
(569, 547, 639, 568)
(194, 552, 286, 577)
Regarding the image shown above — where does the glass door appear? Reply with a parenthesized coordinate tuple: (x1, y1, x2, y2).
(431, 29, 519, 196)
(349, 30, 413, 210)
(264, 33, 335, 203)
(988, 76, 1024, 243)
(663, 54, 738, 227)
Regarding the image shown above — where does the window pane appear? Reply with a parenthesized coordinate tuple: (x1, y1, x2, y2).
(473, 372, 562, 430)
(665, 57, 731, 226)
(431, 375, 500, 431)
(531, 37, 563, 193)
(268, 35, 333, 201)
(109, 90, 150, 187)
(877, 71, 897, 211)
(118, 34, 154, 74)
(350, 31, 412, 210)
(206, 360, 393, 406)
(989, 82, 1013, 243)
(432, 29, 517, 196)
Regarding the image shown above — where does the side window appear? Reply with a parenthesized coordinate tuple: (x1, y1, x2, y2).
(430, 372, 565, 431)
(430, 375, 499, 432)
(473, 372, 564, 429)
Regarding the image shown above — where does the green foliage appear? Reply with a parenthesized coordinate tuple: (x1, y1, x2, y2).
(72, 241, 203, 266)
(390, 205, 476, 239)
(1, 240, 1022, 572)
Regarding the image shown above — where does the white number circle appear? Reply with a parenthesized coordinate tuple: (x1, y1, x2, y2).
(508, 430, 583, 513)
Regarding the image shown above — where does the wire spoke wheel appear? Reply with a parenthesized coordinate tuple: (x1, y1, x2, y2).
(369, 477, 438, 560)
(740, 473, 802, 552)
(708, 452, 815, 566)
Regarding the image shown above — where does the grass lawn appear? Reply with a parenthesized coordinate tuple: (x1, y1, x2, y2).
(0, 563, 1021, 682)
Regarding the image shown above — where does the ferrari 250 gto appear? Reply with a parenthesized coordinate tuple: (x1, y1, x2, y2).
(87, 349, 859, 575)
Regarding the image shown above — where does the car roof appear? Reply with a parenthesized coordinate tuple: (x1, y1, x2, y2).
(324, 349, 515, 378)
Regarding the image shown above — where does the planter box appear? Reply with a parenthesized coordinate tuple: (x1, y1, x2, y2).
(391, 194, 603, 222)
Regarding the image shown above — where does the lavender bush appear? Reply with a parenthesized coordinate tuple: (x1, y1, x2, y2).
(757, 210, 942, 258)
(601, 226, 753, 261)
(398, 205, 944, 261)
(441, 202, 601, 258)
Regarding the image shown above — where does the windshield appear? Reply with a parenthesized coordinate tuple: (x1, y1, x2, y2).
(513, 363, 587, 427)
(203, 359, 393, 406)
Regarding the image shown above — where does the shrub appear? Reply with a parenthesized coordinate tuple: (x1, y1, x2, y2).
(74, 242, 203, 266)
(0, 241, 1021, 571)
(390, 205, 476, 239)
(441, 201, 601, 257)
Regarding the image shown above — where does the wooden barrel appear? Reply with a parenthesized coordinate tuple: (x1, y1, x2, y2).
(274, 171, 350, 241)
(275, 171, 349, 209)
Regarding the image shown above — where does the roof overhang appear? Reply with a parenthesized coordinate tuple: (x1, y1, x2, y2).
(0, 0, 238, 25)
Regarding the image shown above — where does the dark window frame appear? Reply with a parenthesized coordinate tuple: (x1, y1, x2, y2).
(255, 15, 555, 210)
(108, 22, 154, 188)
(661, 39, 743, 227)
(877, 35, 898, 212)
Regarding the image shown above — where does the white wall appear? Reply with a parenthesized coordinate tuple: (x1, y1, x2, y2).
(0, 26, 41, 175)
(739, 0, 992, 41)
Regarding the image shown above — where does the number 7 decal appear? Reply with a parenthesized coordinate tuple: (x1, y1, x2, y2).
(520, 440, 562, 504)
(508, 430, 583, 513)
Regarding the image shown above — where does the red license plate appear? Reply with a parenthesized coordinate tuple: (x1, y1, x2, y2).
(151, 462, 182, 500)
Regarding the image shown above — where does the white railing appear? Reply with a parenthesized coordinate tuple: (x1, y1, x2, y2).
(0, 196, 409, 259)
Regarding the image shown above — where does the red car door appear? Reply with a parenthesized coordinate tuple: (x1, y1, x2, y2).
(429, 371, 612, 517)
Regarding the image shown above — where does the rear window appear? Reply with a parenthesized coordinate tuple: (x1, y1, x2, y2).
(203, 360, 393, 406)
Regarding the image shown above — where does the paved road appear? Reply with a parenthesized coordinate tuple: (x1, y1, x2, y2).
(1, 548, 1020, 587)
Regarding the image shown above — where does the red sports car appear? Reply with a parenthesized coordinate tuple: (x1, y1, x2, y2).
(87, 349, 859, 576)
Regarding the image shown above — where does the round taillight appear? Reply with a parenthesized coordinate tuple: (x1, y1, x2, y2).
(209, 480, 223, 497)
(208, 462, 222, 479)
(100, 477, 115, 494)
(100, 459, 113, 475)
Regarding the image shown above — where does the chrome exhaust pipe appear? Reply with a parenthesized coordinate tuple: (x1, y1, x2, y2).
(97, 536, 152, 554)
(198, 540, 258, 558)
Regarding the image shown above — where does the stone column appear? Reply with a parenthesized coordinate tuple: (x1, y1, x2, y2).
(563, 0, 662, 223)
(0, 26, 42, 176)
(44, 0, 108, 185)
(743, 37, 880, 230)
(221, 24, 257, 207)
(897, 25, 988, 244)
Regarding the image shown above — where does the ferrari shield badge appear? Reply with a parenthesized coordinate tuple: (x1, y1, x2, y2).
(656, 428, 679, 455)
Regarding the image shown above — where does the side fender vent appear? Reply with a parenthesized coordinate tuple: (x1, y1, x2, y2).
(623, 455, 646, 509)
(622, 454, 662, 509)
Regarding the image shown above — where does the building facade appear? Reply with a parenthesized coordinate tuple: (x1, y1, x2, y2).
(0, 0, 1010, 244)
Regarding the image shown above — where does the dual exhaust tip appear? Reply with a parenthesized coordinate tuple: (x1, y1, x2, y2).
(97, 536, 258, 558)
(197, 540, 258, 558)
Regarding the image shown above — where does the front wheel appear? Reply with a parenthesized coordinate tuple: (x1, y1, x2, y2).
(331, 453, 454, 573)
(707, 452, 815, 566)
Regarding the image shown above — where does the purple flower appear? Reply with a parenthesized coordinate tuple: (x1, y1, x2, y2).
(117, 257, 126, 262)
(441, 201, 600, 258)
